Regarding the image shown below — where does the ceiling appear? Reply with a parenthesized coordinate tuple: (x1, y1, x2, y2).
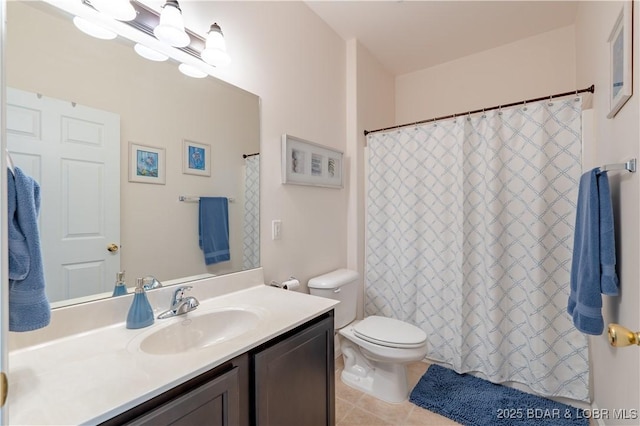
(305, 1, 579, 76)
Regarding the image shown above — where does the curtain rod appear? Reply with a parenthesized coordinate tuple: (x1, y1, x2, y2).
(363, 84, 595, 137)
(243, 152, 260, 158)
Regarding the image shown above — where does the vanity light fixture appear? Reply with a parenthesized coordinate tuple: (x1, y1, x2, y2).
(71, 0, 231, 76)
(201, 23, 231, 68)
(153, 0, 190, 48)
(73, 16, 118, 40)
(88, 0, 136, 22)
(178, 63, 208, 79)
(134, 43, 169, 62)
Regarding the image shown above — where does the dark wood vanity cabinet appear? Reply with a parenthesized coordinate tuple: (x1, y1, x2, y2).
(126, 365, 244, 426)
(101, 311, 334, 426)
(253, 313, 335, 426)
(102, 354, 250, 426)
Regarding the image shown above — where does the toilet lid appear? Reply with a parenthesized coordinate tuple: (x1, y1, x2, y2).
(353, 316, 426, 348)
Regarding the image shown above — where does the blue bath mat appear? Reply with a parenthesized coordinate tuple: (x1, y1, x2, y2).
(409, 364, 588, 426)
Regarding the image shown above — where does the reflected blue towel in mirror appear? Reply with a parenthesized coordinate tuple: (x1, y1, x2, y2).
(568, 169, 618, 335)
(7, 167, 51, 332)
(199, 197, 230, 265)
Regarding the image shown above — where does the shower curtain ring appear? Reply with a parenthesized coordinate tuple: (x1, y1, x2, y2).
(548, 95, 553, 106)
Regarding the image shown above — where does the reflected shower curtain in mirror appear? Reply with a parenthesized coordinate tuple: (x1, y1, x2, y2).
(365, 97, 589, 401)
(243, 154, 260, 269)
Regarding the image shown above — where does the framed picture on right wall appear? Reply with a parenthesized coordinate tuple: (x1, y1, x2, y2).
(281, 134, 343, 189)
(606, 1, 633, 119)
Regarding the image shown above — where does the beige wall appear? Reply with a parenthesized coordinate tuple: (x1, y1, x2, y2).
(6, 2, 259, 284)
(346, 40, 395, 317)
(396, 26, 576, 123)
(182, 1, 348, 288)
(575, 1, 640, 422)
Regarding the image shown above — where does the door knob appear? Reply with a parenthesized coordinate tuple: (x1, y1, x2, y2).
(107, 243, 119, 253)
(0, 372, 7, 407)
(607, 324, 640, 347)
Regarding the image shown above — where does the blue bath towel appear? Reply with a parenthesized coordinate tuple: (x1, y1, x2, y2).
(199, 197, 230, 265)
(7, 167, 51, 332)
(597, 172, 619, 296)
(568, 169, 618, 335)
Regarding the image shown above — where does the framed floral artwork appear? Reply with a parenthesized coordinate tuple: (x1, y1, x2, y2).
(128, 142, 166, 184)
(183, 139, 211, 177)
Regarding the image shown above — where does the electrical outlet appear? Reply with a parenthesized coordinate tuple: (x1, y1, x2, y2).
(272, 220, 282, 240)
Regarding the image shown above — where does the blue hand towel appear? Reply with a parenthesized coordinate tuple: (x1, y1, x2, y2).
(568, 169, 619, 335)
(199, 197, 230, 265)
(7, 167, 51, 332)
(597, 172, 619, 296)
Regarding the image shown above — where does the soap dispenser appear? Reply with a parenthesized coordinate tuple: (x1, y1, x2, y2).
(126, 278, 155, 329)
(112, 271, 128, 297)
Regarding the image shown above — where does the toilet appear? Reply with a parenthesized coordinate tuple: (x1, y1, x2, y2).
(308, 269, 427, 403)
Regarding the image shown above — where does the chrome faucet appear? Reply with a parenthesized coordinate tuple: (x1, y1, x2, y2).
(157, 286, 199, 319)
(142, 275, 162, 291)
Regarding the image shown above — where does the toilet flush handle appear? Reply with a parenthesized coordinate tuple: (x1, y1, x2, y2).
(333, 288, 341, 293)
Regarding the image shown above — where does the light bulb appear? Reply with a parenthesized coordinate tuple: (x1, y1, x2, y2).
(73, 16, 117, 40)
(134, 44, 169, 62)
(201, 23, 230, 67)
(90, 0, 136, 22)
(179, 64, 207, 78)
(153, 0, 190, 47)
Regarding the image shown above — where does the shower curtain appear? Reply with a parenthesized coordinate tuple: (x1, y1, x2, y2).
(243, 154, 260, 269)
(365, 97, 589, 401)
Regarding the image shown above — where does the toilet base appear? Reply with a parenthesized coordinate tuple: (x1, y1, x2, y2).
(340, 341, 411, 404)
(341, 363, 410, 404)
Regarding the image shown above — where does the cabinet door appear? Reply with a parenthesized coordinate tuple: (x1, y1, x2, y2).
(254, 315, 335, 426)
(128, 366, 240, 426)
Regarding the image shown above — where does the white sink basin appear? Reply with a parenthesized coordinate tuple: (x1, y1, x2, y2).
(138, 308, 261, 355)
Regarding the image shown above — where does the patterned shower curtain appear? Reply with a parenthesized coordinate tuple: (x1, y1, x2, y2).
(365, 97, 589, 401)
(243, 154, 260, 269)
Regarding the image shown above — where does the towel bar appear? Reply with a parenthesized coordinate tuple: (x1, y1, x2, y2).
(599, 158, 636, 173)
(178, 195, 235, 203)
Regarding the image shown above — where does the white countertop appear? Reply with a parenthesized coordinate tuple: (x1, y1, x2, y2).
(7, 272, 338, 425)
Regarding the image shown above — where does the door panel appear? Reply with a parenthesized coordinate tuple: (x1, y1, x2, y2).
(6, 87, 120, 302)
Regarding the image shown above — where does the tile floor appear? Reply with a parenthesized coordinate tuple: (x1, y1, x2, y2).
(334, 358, 593, 426)
(334, 357, 461, 426)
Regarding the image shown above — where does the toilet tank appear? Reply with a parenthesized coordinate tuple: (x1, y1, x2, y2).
(308, 269, 358, 329)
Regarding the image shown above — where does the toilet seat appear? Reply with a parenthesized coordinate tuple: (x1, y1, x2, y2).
(353, 316, 426, 349)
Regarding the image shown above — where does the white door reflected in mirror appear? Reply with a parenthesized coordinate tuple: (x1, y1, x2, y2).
(7, 87, 121, 303)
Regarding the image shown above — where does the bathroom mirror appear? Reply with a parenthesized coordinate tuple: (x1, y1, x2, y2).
(5, 1, 260, 307)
